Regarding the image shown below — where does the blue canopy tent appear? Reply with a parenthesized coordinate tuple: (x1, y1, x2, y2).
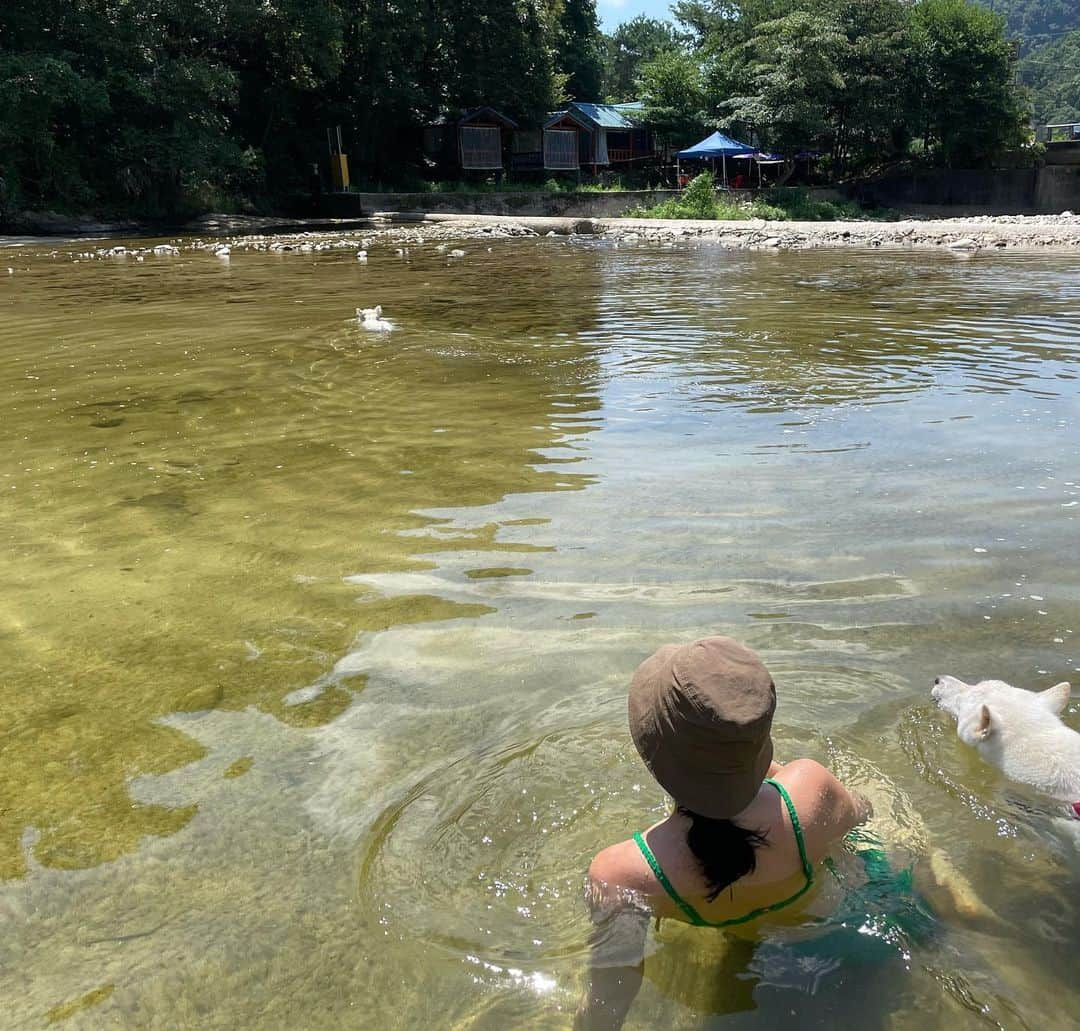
(677, 131, 756, 186)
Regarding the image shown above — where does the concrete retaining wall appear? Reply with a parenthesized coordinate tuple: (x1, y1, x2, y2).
(857, 166, 1080, 215)
(324, 171, 1080, 220)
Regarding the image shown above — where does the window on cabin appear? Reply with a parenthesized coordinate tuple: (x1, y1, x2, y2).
(460, 126, 503, 169)
(544, 130, 578, 170)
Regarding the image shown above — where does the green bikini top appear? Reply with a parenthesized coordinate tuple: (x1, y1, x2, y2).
(632, 777, 814, 928)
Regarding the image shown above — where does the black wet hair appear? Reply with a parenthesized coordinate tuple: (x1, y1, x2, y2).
(677, 807, 769, 902)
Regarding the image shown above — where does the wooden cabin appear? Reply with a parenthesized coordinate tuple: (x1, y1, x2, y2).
(423, 107, 518, 174)
(543, 102, 654, 173)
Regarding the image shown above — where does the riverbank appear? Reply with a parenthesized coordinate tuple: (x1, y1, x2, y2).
(7, 211, 1080, 257)
(300, 211, 1080, 252)
(593, 211, 1080, 250)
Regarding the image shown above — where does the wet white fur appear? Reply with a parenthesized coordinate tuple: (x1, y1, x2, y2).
(357, 306, 394, 332)
(932, 675, 1080, 801)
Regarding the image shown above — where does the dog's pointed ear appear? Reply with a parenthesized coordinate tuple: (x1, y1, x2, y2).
(1040, 682, 1071, 715)
(976, 705, 994, 740)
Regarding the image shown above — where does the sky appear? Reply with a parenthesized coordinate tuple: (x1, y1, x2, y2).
(597, 0, 675, 32)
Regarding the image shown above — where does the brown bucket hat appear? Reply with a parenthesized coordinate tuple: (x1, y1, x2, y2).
(628, 636, 776, 819)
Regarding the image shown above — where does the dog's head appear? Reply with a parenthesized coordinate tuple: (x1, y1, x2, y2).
(932, 674, 1071, 746)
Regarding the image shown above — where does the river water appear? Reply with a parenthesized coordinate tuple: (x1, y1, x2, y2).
(1, 232, 1078, 1029)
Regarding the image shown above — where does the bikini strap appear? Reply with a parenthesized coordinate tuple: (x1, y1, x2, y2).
(764, 777, 814, 885)
(632, 831, 707, 926)
(632, 781, 814, 930)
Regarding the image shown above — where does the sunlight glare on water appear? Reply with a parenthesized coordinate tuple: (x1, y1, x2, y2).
(1, 233, 1079, 1029)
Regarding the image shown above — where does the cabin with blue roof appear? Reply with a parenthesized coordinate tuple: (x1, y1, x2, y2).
(542, 101, 655, 173)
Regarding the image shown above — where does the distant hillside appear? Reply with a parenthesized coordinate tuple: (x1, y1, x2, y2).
(974, 1, 1080, 47)
(1022, 30, 1080, 125)
(972, 2, 1080, 128)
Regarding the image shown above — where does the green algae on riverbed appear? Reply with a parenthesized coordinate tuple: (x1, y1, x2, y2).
(1, 233, 1079, 1029)
(0, 240, 602, 878)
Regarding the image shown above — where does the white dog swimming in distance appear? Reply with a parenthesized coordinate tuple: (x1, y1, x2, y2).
(932, 675, 1080, 816)
(357, 306, 394, 332)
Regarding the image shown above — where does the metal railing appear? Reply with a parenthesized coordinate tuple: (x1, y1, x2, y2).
(1044, 123, 1080, 143)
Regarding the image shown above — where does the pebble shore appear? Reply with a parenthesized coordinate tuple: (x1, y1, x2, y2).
(385, 211, 1080, 252)
(10, 210, 1080, 264)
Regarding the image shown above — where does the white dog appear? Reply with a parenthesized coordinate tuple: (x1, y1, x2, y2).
(356, 306, 394, 332)
(932, 675, 1079, 816)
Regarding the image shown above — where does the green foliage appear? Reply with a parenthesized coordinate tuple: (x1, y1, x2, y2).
(661, 0, 1030, 172)
(555, 0, 604, 100)
(603, 16, 680, 102)
(638, 49, 709, 147)
(911, 0, 1030, 167)
(725, 10, 849, 157)
(0, 0, 1043, 217)
(627, 176, 896, 221)
(673, 170, 723, 216)
(1023, 29, 1080, 125)
(0, 1, 596, 216)
(760, 186, 896, 220)
(973, 0, 1080, 45)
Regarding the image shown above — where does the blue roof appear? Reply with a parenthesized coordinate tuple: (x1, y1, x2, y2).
(678, 131, 756, 159)
(568, 102, 637, 129)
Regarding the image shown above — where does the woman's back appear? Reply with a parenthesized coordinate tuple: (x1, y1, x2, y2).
(588, 758, 867, 930)
(576, 637, 871, 1029)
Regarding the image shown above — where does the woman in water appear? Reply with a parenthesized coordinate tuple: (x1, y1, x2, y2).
(577, 636, 873, 1028)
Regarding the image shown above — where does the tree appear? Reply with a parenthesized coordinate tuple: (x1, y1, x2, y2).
(819, 0, 918, 172)
(556, 0, 604, 99)
(639, 48, 709, 146)
(0, 0, 586, 211)
(680, 0, 1028, 172)
(603, 16, 679, 102)
(911, 0, 1030, 167)
(724, 10, 848, 157)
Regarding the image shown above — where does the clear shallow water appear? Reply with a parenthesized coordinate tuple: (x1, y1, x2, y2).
(1, 235, 1079, 1029)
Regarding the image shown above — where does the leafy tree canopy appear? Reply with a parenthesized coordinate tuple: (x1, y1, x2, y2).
(603, 16, 680, 102)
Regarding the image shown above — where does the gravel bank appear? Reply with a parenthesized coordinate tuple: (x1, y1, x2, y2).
(15, 210, 1080, 266)
(386, 211, 1080, 252)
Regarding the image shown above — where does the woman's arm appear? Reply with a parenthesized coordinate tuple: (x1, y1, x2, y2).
(781, 759, 874, 854)
(574, 867, 649, 1030)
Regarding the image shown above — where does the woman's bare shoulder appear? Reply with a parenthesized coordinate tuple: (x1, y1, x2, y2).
(774, 758, 870, 851)
(587, 837, 657, 906)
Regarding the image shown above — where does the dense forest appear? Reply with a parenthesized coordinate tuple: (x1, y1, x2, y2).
(0, 1, 604, 216)
(606, 1, 1029, 175)
(0, 0, 1051, 218)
